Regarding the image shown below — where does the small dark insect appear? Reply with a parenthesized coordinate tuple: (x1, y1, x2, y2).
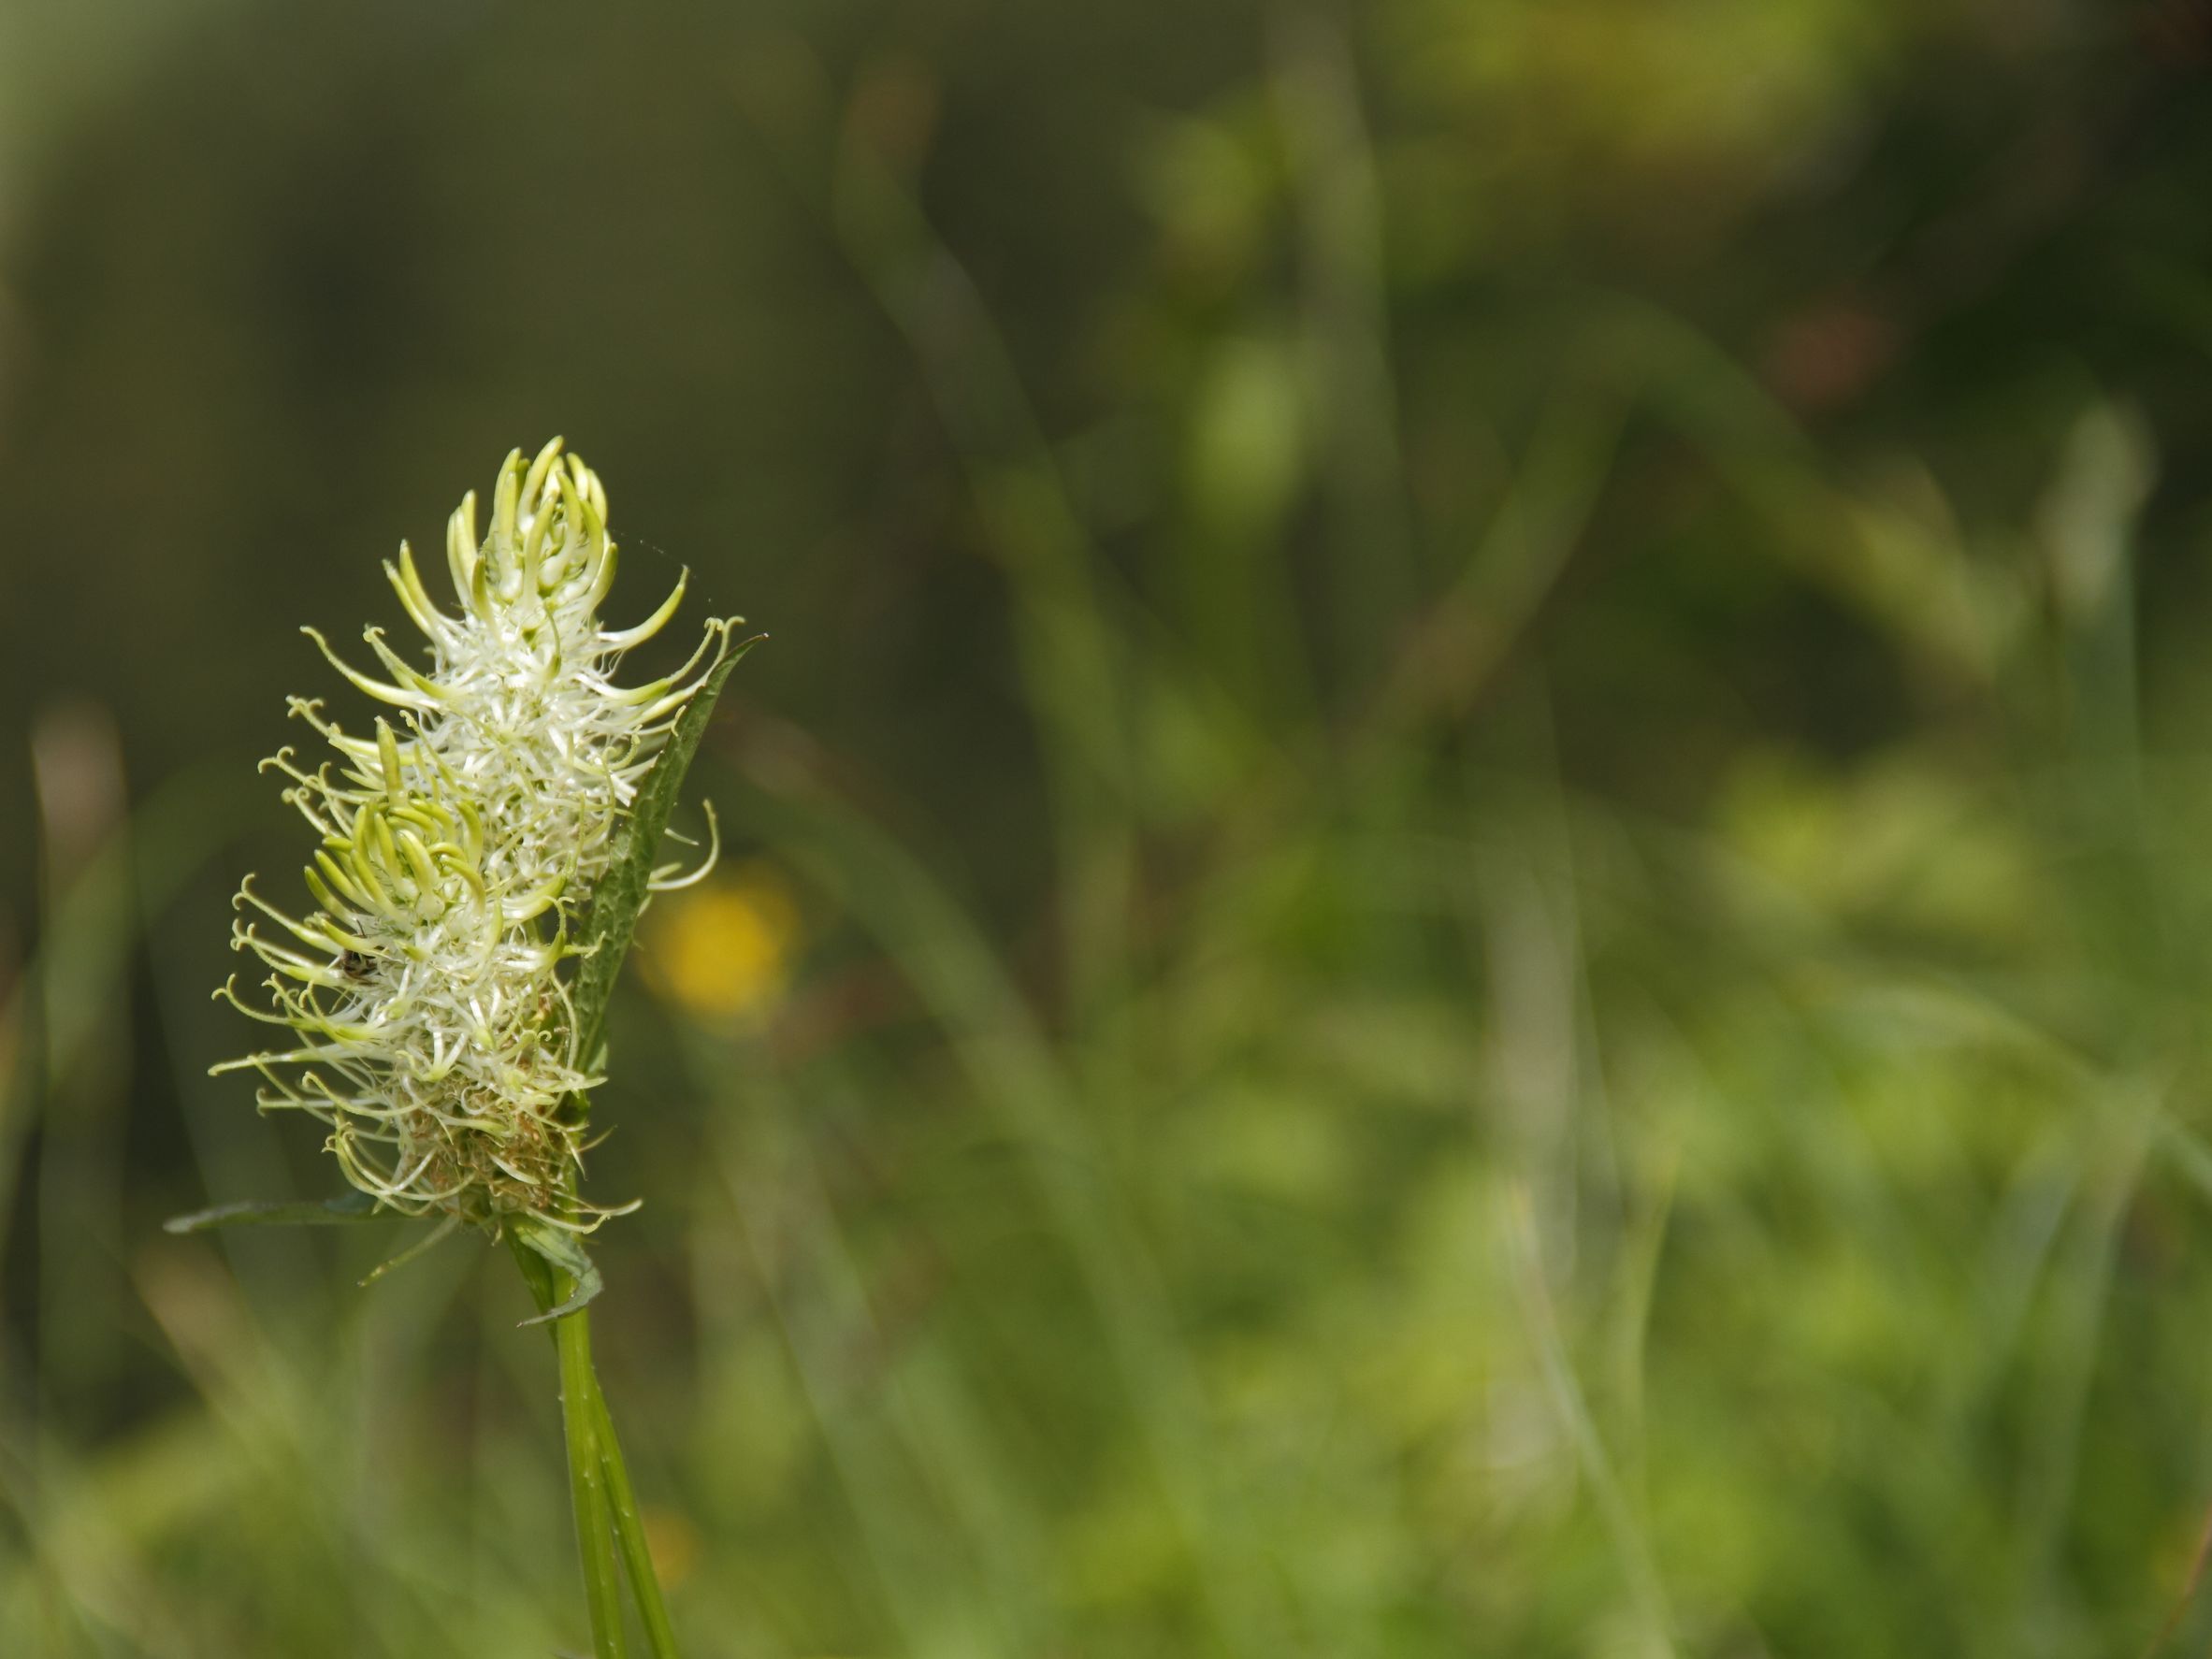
(337, 948, 376, 983)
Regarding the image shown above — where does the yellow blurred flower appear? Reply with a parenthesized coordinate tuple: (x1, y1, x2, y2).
(643, 863, 800, 1022)
(640, 1504, 701, 1590)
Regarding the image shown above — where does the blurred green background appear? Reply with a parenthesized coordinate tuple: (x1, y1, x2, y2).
(11, 2, 2212, 1654)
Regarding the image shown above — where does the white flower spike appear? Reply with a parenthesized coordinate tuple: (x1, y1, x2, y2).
(214, 440, 734, 1230)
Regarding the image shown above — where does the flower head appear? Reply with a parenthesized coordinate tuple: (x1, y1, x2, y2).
(215, 440, 730, 1229)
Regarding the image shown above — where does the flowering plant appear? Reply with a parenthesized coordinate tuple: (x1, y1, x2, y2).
(170, 440, 753, 1656)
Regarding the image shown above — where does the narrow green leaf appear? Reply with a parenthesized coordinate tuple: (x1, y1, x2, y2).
(569, 628, 762, 1076)
(512, 1215, 605, 1324)
(556, 1294, 629, 1657)
(592, 1384, 685, 1656)
(163, 1189, 383, 1233)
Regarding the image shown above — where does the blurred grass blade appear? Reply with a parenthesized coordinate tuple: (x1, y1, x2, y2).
(163, 1190, 381, 1232)
(1504, 1184, 1677, 1654)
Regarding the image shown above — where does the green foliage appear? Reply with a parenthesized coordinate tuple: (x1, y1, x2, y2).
(12, 5, 2212, 1659)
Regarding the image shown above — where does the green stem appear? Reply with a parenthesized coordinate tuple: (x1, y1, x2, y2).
(558, 1298, 630, 1659)
(512, 1239, 630, 1659)
(591, 1379, 683, 1657)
